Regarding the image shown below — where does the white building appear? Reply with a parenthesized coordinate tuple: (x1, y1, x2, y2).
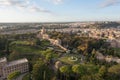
(0, 57, 29, 79)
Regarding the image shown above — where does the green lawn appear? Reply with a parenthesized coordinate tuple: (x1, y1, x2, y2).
(10, 40, 51, 52)
(9, 40, 59, 61)
(59, 54, 82, 65)
(10, 45, 41, 54)
(10, 40, 33, 46)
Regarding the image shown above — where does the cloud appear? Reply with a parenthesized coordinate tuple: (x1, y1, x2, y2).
(101, 0, 120, 8)
(52, 0, 64, 4)
(46, 0, 64, 5)
(0, 0, 29, 7)
(29, 5, 51, 13)
(0, 0, 51, 13)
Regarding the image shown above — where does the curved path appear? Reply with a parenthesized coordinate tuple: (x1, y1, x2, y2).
(15, 73, 28, 80)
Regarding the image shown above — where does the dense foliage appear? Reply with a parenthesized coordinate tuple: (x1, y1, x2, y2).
(7, 71, 21, 80)
(0, 31, 120, 80)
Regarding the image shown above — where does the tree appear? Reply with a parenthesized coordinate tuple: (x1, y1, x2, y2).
(32, 58, 45, 80)
(72, 64, 85, 74)
(108, 64, 120, 75)
(7, 71, 21, 80)
(81, 74, 103, 80)
(32, 58, 53, 80)
(72, 64, 86, 80)
(108, 64, 120, 80)
(90, 49, 96, 62)
(9, 51, 21, 61)
(81, 75, 92, 80)
(60, 65, 72, 80)
(42, 49, 55, 63)
(77, 44, 88, 54)
(98, 66, 106, 77)
(34, 38, 41, 45)
(46, 53, 53, 63)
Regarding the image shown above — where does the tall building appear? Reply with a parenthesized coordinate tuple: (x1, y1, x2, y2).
(0, 57, 29, 79)
(37, 27, 49, 39)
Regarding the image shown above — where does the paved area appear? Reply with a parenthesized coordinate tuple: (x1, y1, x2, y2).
(15, 73, 28, 80)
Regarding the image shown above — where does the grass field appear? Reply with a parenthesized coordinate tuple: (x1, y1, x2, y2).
(10, 40, 51, 54)
(10, 45, 41, 54)
(59, 54, 83, 65)
(10, 40, 33, 46)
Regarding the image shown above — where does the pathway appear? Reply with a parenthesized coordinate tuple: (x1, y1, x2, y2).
(15, 73, 28, 80)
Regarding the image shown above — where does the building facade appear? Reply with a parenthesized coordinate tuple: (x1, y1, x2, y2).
(0, 57, 29, 79)
(0, 57, 7, 78)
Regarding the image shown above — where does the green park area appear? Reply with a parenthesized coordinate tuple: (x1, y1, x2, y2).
(59, 54, 84, 65)
(10, 45, 41, 54)
(1, 32, 120, 80)
(11, 40, 33, 45)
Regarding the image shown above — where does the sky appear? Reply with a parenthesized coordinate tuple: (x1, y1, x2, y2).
(0, 0, 120, 22)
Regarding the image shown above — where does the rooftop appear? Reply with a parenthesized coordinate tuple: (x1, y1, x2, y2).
(5, 58, 28, 67)
(0, 57, 7, 63)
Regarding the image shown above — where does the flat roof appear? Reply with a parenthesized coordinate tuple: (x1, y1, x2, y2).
(5, 58, 28, 67)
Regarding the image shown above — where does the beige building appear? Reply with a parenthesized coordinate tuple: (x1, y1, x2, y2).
(0, 57, 29, 79)
(37, 27, 67, 51)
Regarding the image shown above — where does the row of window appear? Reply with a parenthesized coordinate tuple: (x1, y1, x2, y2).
(4, 68, 29, 76)
(4, 65, 28, 70)
(4, 67, 28, 72)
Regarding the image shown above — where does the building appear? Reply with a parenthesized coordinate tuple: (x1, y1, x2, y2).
(37, 27, 67, 51)
(0, 57, 29, 79)
(0, 57, 7, 78)
(95, 52, 120, 64)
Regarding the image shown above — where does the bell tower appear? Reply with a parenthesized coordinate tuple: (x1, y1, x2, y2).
(41, 27, 46, 35)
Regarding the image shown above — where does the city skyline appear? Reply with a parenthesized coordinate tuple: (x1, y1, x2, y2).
(0, 0, 120, 22)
